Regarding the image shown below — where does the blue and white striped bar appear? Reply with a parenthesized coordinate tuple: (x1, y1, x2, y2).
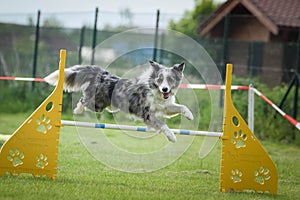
(61, 120, 223, 137)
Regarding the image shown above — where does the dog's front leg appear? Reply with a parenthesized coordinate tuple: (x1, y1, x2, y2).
(144, 115, 177, 143)
(165, 103, 194, 120)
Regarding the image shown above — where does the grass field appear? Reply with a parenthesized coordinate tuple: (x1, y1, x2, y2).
(0, 113, 300, 199)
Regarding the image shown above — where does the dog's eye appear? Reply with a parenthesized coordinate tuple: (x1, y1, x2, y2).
(156, 74, 163, 84)
(167, 76, 174, 85)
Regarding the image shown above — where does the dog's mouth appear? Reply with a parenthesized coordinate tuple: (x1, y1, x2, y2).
(162, 92, 171, 99)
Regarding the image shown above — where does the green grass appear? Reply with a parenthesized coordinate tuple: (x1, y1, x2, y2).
(0, 113, 300, 199)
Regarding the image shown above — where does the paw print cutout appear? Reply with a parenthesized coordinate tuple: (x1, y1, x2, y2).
(36, 114, 52, 134)
(7, 149, 24, 167)
(36, 153, 48, 169)
(231, 130, 247, 148)
(254, 167, 270, 185)
(230, 169, 242, 183)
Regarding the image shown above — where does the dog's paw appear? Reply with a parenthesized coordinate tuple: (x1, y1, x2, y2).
(146, 126, 157, 132)
(73, 102, 84, 114)
(73, 107, 83, 114)
(182, 107, 194, 120)
(73, 106, 84, 114)
(162, 125, 177, 143)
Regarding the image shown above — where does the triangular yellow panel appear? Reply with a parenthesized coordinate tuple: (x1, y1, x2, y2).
(0, 49, 66, 179)
(220, 64, 278, 194)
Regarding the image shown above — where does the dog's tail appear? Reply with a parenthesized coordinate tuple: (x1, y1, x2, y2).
(44, 65, 99, 92)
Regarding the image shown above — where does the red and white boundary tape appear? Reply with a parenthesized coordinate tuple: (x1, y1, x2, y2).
(0, 76, 249, 90)
(180, 84, 249, 90)
(253, 88, 300, 131)
(0, 76, 45, 82)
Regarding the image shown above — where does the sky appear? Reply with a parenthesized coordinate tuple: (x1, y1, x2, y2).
(0, 0, 225, 28)
(0, 0, 195, 14)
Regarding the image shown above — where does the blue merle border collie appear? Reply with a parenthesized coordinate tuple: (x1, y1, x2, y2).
(45, 61, 194, 142)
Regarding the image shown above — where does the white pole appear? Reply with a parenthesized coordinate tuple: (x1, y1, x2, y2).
(61, 120, 223, 137)
(248, 84, 254, 132)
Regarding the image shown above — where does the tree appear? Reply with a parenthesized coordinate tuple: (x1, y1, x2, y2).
(120, 8, 134, 26)
(103, 8, 136, 32)
(43, 15, 64, 28)
(169, 0, 219, 38)
(27, 15, 35, 26)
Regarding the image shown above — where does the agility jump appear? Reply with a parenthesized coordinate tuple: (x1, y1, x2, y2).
(0, 50, 278, 194)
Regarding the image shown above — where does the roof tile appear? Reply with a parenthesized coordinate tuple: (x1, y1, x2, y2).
(250, 0, 300, 27)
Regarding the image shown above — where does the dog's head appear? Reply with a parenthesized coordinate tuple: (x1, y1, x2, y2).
(149, 61, 185, 100)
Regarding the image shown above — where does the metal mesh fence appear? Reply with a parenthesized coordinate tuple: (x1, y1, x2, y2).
(0, 11, 299, 87)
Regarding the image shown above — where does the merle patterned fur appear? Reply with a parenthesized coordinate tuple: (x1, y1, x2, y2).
(45, 61, 194, 142)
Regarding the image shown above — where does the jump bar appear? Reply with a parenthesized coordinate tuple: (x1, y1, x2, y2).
(61, 120, 223, 137)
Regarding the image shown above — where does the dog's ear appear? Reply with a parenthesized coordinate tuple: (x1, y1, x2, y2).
(173, 62, 185, 73)
(149, 60, 160, 71)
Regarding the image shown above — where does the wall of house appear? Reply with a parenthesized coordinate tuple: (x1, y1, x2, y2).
(224, 40, 284, 87)
(228, 41, 249, 77)
(229, 17, 270, 42)
(227, 41, 284, 87)
(208, 17, 288, 86)
(261, 43, 283, 86)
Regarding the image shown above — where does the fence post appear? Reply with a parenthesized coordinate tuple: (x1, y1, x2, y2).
(32, 10, 41, 90)
(78, 26, 85, 64)
(292, 76, 299, 140)
(159, 32, 165, 63)
(153, 9, 160, 61)
(91, 7, 98, 65)
(220, 13, 230, 107)
(248, 84, 254, 132)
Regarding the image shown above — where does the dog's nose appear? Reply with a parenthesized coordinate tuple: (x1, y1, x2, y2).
(162, 87, 169, 93)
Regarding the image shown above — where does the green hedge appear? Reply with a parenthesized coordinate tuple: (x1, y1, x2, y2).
(0, 77, 299, 145)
